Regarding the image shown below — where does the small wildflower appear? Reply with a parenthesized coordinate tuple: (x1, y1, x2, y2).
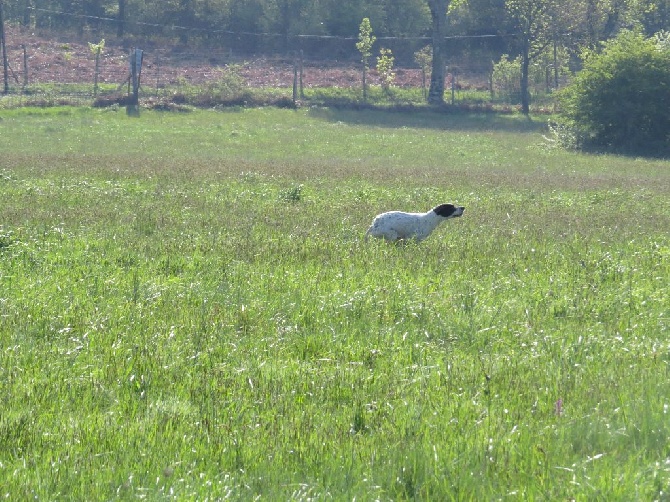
(555, 398, 563, 417)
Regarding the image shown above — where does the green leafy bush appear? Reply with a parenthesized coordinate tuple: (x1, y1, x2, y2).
(376, 48, 396, 94)
(197, 65, 248, 105)
(492, 48, 570, 105)
(167, 65, 250, 107)
(491, 54, 522, 103)
(557, 30, 670, 154)
(413, 45, 432, 99)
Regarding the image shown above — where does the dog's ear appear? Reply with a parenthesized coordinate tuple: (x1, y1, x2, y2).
(433, 204, 457, 217)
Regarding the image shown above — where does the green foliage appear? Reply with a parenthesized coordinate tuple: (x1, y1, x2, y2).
(653, 29, 670, 51)
(376, 48, 395, 92)
(414, 45, 432, 98)
(356, 17, 376, 101)
(492, 54, 522, 102)
(356, 17, 376, 68)
(204, 65, 247, 98)
(89, 39, 105, 98)
(536, 43, 571, 89)
(87, 38, 105, 55)
(6, 0, 670, 60)
(356, 17, 377, 69)
(557, 30, 670, 154)
(413, 45, 432, 70)
(492, 46, 571, 104)
(279, 183, 304, 203)
(173, 65, 249, 106)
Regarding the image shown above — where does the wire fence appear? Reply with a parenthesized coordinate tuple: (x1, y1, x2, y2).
(0, 27, 561, 110)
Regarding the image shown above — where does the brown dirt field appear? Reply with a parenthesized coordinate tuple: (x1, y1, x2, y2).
(4, 25, 425, 90)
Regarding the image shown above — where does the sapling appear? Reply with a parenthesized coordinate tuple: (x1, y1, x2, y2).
(356, 18, 375, 102)
(88, 39, 105, 97)
(376, 48, 395, 96)
(414, 45, 432, 99)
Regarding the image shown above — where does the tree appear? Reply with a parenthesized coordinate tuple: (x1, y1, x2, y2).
(425, 0, 450, 104)
(505, 0, 557, 114)
(356, 17, 376, 101)
(376, 47, 395, 94)
(424, 0, 470, 105)
(639, 0, 670, 34)
(0, 0, 7, 94)
(88, 38, 105, 96)
(176, 0, 196, 44)
(569, 0, 669, 47)
(322, 0, 381, 37)
(117, 0, 126, 37)
(228, 0, 265, 51)
(414, 45, 432, 98)
(381, 0, 431, 37)
(266, 0, 311, 52)
(557, 30, 670, 154)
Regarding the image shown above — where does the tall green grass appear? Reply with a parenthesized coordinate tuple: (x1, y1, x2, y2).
(0, 107, 669, 499)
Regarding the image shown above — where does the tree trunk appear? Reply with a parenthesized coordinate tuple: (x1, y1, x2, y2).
(279, 0, 291, 53)
(362, 66, 367, 102)
(0, 0, 8, 94)
(427, 0, 449, 105)
(117, 0, 126, 38)
(178, 0, 193, 44)
(520, 39, 530, 115)
(586, 0, 597, 45)
(23, 0, 32, 27)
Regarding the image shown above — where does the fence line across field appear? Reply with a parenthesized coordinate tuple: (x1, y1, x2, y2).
(0, 41, 560, 109)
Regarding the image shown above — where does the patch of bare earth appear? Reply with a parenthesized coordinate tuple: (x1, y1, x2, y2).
(4, 25, 424, 90)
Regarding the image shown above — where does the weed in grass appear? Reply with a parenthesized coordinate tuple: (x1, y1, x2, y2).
(279, 183, 304, 203)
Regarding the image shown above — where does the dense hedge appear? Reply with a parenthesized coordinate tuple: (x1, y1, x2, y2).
(557, 31, 670, 155)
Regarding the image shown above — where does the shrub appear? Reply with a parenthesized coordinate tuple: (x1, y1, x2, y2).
(557, 30, 670, 154)
(199, 65, 247, 104)
(492, 48, 570, 105)
(414, 45, 432, 99)
(279, 184, 304, 203)
(491, 54, 522, 103)
(376, 48, 396, 94)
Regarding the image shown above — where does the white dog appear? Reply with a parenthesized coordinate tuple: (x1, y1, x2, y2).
(365, 203, 465, 242)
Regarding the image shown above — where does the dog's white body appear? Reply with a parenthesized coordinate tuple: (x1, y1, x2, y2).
(365, 203, 464, 242)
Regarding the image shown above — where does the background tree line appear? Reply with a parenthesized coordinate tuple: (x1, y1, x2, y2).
(2, 0, 668, 136)
(5, 0, 668, 61)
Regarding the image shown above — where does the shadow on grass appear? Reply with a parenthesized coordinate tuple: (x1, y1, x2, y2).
(307, 104, 549, 134)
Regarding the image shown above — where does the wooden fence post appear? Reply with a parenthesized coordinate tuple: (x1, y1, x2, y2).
(293, 55, 298, 104)
(299, 49, 304, 99)
(0, 0, 9, 94)
(126, 48, 143, 116)
(155, 55, 160, 96)
(23, 45, 28, 89)
(93, 46, 101, 97)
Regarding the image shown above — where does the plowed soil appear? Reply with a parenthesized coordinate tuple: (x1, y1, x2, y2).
(4, 25, 425, 89)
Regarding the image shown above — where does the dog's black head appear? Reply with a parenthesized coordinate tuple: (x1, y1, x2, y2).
(433, 203, 465, 219)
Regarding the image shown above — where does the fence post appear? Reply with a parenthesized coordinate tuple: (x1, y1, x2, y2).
(155, 55, 160, 96)
(292, 55, 298, 104)
(23, 45, 28, 89)
(0, 0, 9, 94)
(93, 46, 101, 97)
(489, 72, 494, 101)
(299, 49, 304, 99)
(126, 48, 143, 116)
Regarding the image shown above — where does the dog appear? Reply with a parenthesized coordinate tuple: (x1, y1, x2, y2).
(364, 203, 464, 242)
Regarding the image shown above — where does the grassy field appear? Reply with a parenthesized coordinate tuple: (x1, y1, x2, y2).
(0, 106, 669, 500)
